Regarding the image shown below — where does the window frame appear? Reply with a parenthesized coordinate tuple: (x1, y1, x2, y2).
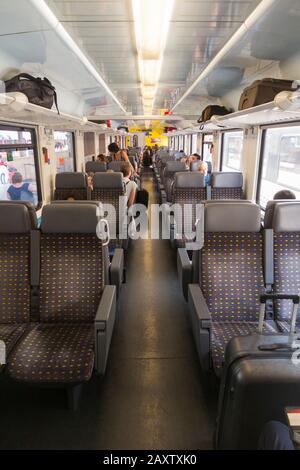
(54, 130, 77, 173)
(0, 122, 42, 209)
(220, 129, 244, 172)
(256, 121, 300, 209)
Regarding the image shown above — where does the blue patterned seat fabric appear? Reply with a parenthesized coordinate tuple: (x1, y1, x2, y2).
(7, 324, 94, 383)
(201, 232, 270, 372)
(7, 233, 104, 384)
(273, 233, 300, 328)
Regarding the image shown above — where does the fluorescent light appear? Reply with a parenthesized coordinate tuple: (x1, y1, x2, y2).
(142, 85, 157, 100)
(142, 97, 154, 107)
(132, 0, 174, 114)
(139, 59, 162, 86)
(29, 0, 126, 113)
(132, 0, 174, 60)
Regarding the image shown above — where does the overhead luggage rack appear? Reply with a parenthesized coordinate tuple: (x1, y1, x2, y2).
(203, 90, 300, 129)
(0, 92, 107, 131)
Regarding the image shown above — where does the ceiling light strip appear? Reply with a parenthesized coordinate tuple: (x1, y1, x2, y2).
(132, 0, 174, 114)
(29, 0, 127, 113)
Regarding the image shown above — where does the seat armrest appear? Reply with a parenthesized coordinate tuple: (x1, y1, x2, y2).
(188, 284, 212, 329)
(94, 285, 117, 374)
(110, 249, 124, 297)
(177, 248, 192, 301)
(95, 285, 117, 329)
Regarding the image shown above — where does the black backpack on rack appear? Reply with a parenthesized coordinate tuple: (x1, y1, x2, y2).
(198, 105, 231, 123)
(4, 73, 59, 113)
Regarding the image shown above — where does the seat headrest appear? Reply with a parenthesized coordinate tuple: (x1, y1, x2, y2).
(56, 172, 87, 189)
(0, 201, 37, 229)
(93, 172, 124, 189)
(264, 200, 300, 229)
(205, 202, 261, 232)
(272, 202, 300, 232)
(0, 202, 35, 233)
(86, 162, 107, 173)
(41, 204, 99, 234)
(108, 161, 126, 172)
(212, 172, 243, 188)
(51, 201, 100, 207)
(175, 172, 206, 188)
(165, 161, 187, 173)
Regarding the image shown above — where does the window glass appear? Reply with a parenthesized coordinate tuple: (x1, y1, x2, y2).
(222, 130, 244, 172)
(0, 126, 39, 205)
(259, 126, 300, 209)
(184, 135, 190, 155)
(54, 131, 75, 173)
(202, 134, 213, 162)
(192, 134, 198, 154)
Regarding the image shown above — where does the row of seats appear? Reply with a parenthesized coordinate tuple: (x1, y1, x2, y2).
(154, 160, 244, 204)
(0, 202, 124, 409)
(86, 158, 140, 175)
(54, 172, 127, 251)
(177, 201, 300, 376)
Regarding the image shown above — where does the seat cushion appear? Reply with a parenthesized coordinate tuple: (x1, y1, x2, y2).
(7, 324, 95, 384)
(0, 324, 27, 355)
(211, 321, 278, 375)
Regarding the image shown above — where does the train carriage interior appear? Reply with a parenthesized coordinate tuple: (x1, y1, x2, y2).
(1, 0, 300, 456)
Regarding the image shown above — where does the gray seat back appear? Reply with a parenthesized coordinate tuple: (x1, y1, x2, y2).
(0, 203, 37, 324)
(211, 172, 244, 200)
(108, 161, 126, 173)
(201, 202, 263, 322)
(86, 162, 107, 173)
(40, 204, 105, 323)
(163, 162, 188, 202)
(173, 173, 207, 247)
(271, 202, 300, 322)
(92, 173, 125, 245)
(54, 172, 89, 201)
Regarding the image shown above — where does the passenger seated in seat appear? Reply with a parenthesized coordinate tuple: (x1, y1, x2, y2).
(97, 154, 107, 163)
(87, 172, 94, 190)
(274, 190, 296, 200)
(121, 162, 138, 209)
(197, 162, 211, 186)
(67, 197, 76, 202)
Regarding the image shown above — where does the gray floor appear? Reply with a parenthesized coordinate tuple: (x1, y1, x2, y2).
(0, 170, 217, 450)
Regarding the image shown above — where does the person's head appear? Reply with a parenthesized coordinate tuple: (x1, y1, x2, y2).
(121, 162, 132, 179)
(107, 169, 114, 173)
(12, 172, 23, 186)
(97, 154, 106, 162)
(198, 162, 208, 175)
(273, 190, 296, 200)
(67, 197, 76, 202)
(193, 153, 201, 160)
(108, 143, 120, 154)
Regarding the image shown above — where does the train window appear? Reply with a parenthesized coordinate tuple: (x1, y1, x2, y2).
(54, 131, 76, 174)
(258, 126, 300, 209)
(221, 130, 244, 172)
(184, 135, 190, 155)
(202, 134, 213, 163)
(0, 125, 40, 206)
(84, 132, 96, 157)
(192, 134, 198, 154)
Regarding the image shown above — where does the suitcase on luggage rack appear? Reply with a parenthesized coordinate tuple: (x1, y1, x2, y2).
(238, 78, 295, 110)
(216, 333, 300, 450)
